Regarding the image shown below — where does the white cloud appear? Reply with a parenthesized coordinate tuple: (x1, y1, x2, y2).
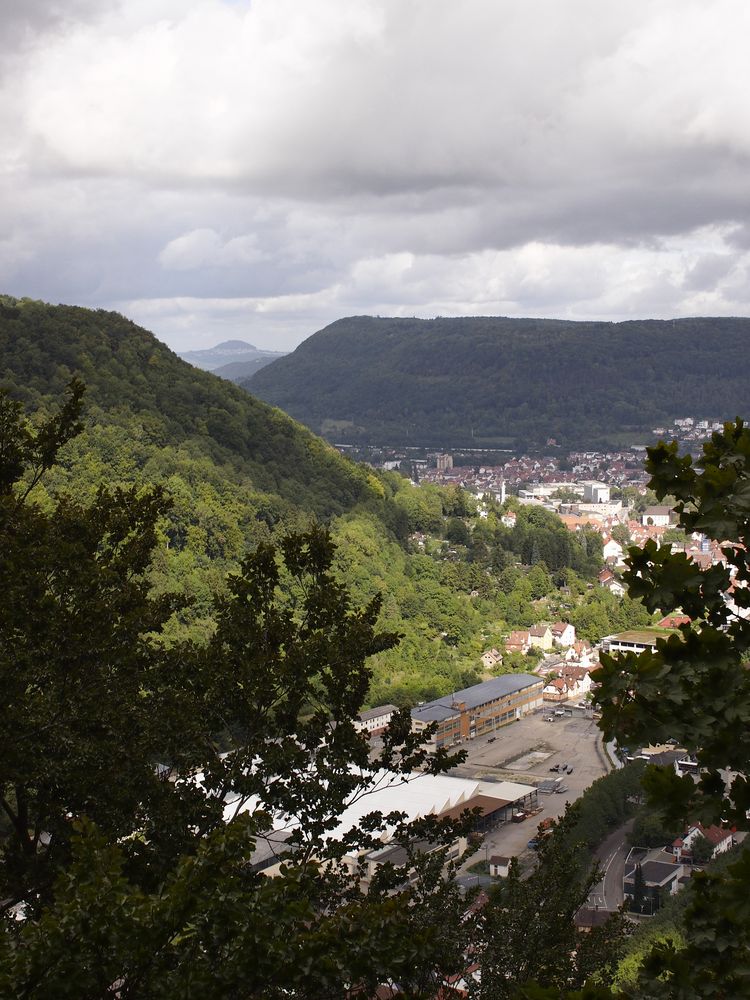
(2, 0, 750, 349)
(158, 228, 263, 270)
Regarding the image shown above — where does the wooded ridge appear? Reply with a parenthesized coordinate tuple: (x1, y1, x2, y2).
(244, 314, 750, 448)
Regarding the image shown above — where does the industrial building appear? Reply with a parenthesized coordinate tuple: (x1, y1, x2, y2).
(410, 674, 544, 749)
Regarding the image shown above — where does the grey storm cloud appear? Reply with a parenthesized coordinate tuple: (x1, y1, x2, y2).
(1, 0, 750, 349)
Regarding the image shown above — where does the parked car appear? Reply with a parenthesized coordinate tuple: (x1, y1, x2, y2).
(549, 764, 559, 772)
(487, 736, 496, 743)
(511, 811, 527, 823)
(567, 767, 574, 774)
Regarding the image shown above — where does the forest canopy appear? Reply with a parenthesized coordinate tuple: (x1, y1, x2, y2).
(245, 314, 750, 449)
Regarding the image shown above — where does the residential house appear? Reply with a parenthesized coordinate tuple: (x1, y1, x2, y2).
(565, 639, 594, 667)
(623, 849, 688, 912)
(598, 567, 626, 597)
(672, 823, 735, 862)
(480, 648, 503, 670)
(658, 613, 691, 629)
(543, 665, 592, 703)
(528, 625, 553, 651)
(550, 621, 576, 647)
(505, 629, 530, 654)
(489, 855, 511, 877)
(642, 506, 672, 527)
(559, 664, 593, 699)
(543, 677, 571, 702)
(602, 535, 625, 566)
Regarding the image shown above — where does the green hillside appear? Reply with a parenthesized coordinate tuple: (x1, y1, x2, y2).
(0, 296, 649, 704)
(244, 315, 750, 448)
(0, 297, 380, 519)
(0, 296, 397, 647)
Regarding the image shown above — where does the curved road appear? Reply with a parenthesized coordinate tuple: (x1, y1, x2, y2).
(587, 818, 635, 910)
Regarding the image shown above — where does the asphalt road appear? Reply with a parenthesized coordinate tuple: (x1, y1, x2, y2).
(587, 819, 635, 910)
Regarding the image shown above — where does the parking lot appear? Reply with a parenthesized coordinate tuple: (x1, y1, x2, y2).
(450, 707, 610, 866)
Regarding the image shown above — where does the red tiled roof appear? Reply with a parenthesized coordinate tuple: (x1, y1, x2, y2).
(529, 625, 549, 637)
(690, 823, 733, 847)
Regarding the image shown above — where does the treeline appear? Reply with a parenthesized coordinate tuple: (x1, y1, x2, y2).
(245, 314, 750, 448)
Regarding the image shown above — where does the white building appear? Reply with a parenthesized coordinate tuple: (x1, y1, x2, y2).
(582, 481, 611, 504)
(355, 704, 398, 737)
(642, 506, 672, 527)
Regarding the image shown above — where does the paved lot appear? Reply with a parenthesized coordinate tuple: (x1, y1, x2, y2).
(453, 708, 610, 870)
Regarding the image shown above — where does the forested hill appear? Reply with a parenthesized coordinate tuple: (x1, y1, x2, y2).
(0, 297, 381, 519)
(244, 315, 750, 448)
(0, 296, 646, 706)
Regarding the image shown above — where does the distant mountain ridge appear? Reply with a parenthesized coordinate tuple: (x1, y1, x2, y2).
(244, 315, 750, 449)
(179, 339, 286, 381)
(0, 297, 380, 520)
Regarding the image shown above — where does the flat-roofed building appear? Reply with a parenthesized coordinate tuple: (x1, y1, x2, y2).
(582, 480, 610, 504)
(410, 674, 544, 749)
(623, 854, 687, 912)
(600, 630, 664, 655)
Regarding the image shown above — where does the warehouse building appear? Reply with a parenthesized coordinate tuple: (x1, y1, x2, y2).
(410, 674, 544, 749)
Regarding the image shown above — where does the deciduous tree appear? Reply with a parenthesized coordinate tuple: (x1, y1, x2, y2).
(0, 385, 472, 998)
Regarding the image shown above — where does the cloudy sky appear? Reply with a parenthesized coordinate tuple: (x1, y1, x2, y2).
(2, 0, 750, 351)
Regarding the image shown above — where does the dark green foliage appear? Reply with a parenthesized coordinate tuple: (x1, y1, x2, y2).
(570, 588, 652, 643)
(629, 809, 678, 849)
(473, 810, 630, 998)
(0, 815, 472, 999)
(595, 419, 750, 829)
(631, 863, 648, 915)
(0, 296, 382, 520)
(505, 506, 602, 576)
(553, 761, 646, 869)
(589, 418, 750, 995)
(0, 395, 473, 997)
(245, 315, 750, 448)
(445, 516, 471, 545)
(688, 832, 714, 865)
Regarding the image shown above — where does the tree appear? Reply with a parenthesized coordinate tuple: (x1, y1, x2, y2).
(610, 523, 632, 547)
(0, 386, 473, 997)
(629, 810, 677, 850)
(472, 811, 628, 998)
(631, 863, 647, 915)
(445, 516, 471, 546)
(593, 419, 750, 995)
(688, 832, 714, 866)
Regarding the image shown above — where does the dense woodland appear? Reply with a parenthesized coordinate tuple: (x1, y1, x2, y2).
(1, 296, 749, 995)
(0, 297, 650, 704)
(245, 314, 750, 448)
